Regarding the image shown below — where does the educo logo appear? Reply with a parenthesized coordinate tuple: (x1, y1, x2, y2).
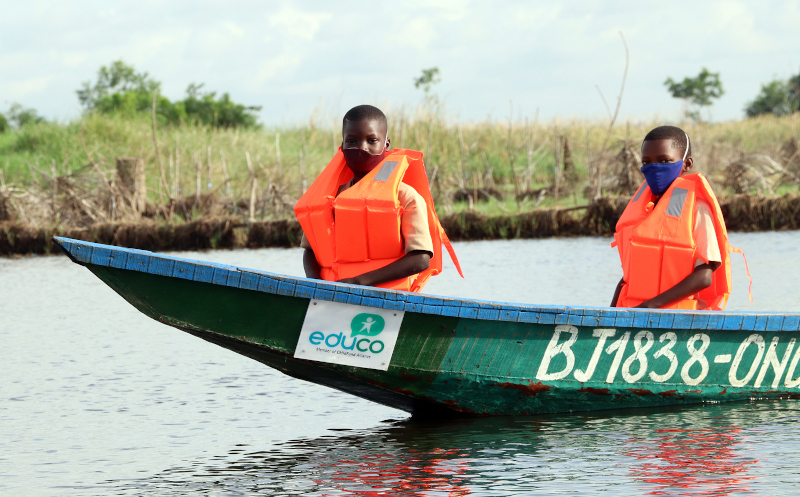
(350, 313, 385, 337)
(308, 313, 387, 354)
(296, 300, 404, 371)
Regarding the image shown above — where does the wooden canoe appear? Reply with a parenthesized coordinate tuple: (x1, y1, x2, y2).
(54, 236, 800, 416)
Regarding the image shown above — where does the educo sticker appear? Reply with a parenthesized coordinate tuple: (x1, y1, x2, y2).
(294, 300, 405, 371)
(350, 313, 385, 336)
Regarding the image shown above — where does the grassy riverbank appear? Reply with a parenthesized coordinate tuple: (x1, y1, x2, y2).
(3, 193, 799, 256)
(0, 110, 798, 254)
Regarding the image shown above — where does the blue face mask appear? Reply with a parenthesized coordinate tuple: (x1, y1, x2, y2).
(640, 133, 689, 196)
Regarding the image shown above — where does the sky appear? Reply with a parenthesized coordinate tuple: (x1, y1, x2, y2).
(1, 0, 799, 126)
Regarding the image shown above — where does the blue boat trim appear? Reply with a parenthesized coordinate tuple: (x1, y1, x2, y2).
(53, 237, 799, 332)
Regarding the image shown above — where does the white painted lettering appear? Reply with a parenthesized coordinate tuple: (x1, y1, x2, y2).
(784, 345, 800, 388)
(729, 334, 765, 388)
(536, 325, 579, 381)
(574, 329, 616, 382)
(714, 355, 732, 363)
(755, 337, 795, 388)
(681, 333, 710, 386)
(649, 332, 678, 383)
(605, 332, 631, 383)
(622, 331, 654, 383)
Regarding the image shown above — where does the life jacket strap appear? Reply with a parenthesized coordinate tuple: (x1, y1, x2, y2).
(729, 245, 753, 303)
(441, 230, 464, 278)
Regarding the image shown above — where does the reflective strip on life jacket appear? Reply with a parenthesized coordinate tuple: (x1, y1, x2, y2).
(614, 173, 734, 310)
(295, 148, 462, 292)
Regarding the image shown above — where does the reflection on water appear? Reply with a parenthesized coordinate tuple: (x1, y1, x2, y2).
(108, 401, 800, 496)
(110, 401, 800, 496)
(626, 425, 758, 496)
(2, 232, 800, 496)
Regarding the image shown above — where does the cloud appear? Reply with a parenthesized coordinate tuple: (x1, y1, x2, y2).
(1, 1, 799, 124)
(267, 5, 332, 41)
(195, 22, 247, 57)
(222, 21, 245, 39)
(1, 74, 57, 100)
(61, 52, 90, 68)
(253, 49, 304, 88)
(710, 0, 779, 53)
(390, 17, 437, 52)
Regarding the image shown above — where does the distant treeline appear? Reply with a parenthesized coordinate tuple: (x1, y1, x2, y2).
(1, 61, 799, 136)
(746, 71, 800, 118)
(0, 60, 261, 133)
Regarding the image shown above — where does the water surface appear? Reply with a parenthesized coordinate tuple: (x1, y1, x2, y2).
(1, 232, 798, 496)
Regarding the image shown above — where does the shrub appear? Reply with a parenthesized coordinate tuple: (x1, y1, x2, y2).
(78, 60, 261, 128)
(745, 73, 800, 117)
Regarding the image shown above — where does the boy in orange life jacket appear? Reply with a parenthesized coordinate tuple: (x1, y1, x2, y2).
(297, 105, 435, 288)
(610, 125, 732, 310)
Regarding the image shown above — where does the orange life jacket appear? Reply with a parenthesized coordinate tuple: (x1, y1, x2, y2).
(613, 173, 736, 310)
(294, 148, 462, 292)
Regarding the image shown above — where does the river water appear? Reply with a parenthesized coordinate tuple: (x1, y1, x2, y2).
(1, 232, 799, 496)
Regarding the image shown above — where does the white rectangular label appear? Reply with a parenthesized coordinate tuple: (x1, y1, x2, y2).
(294, 299, 405, 371)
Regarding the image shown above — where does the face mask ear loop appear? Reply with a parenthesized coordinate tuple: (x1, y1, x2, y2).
(682, 133, 690, 161)
(639, 132, 690, 162)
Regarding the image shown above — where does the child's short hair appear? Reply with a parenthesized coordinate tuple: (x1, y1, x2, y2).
(643, 125, 692, 158)
(343, 105, 387, 130)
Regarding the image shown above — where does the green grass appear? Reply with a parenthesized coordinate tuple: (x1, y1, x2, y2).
(1, 110, 798, 219)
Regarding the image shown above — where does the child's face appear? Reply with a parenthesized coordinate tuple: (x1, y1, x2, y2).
(342, 119, 389, 155)
(641, 139, 693, 173)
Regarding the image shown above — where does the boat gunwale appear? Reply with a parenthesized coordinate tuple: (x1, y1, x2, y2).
(52, 236, 800, 333)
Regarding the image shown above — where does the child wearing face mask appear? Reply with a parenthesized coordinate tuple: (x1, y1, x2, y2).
(295, 105, 461, 292)
(610, 125, 746, 310)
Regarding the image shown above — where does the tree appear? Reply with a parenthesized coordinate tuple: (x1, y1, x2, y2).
(745, 71, 800, 117)
(181, 83, 261, 128)
(0, 113, 8, 133)
(414, 67, 441, 95)
(664, 68, 724, 122)
(77, 60, 261, 128)
(6, 103, 45, 128)
(77, 60, 159, 112)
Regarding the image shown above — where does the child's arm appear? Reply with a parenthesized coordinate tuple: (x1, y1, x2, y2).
(635, 261, 721, 309)
(337, 183, 433, 287)
(303, 248, 322, 279)
(337, 251, 431, 286)
(638, 200, 723, 308)
(610, 278, 624, 307)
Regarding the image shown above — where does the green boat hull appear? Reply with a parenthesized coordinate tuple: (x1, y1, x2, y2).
(55, 237, 800, 416)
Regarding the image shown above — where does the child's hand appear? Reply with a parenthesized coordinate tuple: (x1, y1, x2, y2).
(335, 252, 430, 288)
(633, 264, 718, 310)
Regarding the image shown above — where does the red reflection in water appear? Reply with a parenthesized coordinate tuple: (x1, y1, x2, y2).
(314, 448, 472, 496)
(625, 426, 758, 496)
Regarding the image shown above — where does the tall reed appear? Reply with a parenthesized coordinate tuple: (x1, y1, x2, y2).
(0, 108, 798, 227)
